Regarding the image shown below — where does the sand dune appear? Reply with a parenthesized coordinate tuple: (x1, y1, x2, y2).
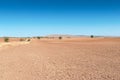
(0, 38, 120, 80)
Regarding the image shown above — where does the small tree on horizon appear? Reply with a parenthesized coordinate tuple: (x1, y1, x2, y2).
(37, 37, 41, 39)
(90, 35, 94, 38)
(59, 36, 62, 40)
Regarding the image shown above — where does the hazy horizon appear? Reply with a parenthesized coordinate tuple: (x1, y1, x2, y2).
(0, 0, 120, 37)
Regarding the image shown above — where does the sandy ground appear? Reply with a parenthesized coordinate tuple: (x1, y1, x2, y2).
(0, 38, 120, 80)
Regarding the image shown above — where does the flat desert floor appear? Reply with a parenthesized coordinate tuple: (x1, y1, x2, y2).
(0, 38, 120, 80)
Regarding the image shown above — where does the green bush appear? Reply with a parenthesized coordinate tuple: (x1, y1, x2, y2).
(4, 37, 9, 42)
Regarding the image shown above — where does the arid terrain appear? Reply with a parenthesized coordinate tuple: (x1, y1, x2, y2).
(0, 37, 120, 80)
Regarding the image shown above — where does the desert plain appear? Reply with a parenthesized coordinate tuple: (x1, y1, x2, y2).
(0, 37, 120, 80)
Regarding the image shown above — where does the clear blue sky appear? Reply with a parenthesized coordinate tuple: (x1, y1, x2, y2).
(0, 0, 120, 37)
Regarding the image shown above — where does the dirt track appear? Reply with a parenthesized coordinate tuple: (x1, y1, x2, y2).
(0, 38, 120, 80)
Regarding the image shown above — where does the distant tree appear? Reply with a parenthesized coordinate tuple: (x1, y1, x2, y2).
(37, 37, 41, 39)
(59, 36, 62, 40)
(4, 37, 9, 42)
(90, 35, 94, 38)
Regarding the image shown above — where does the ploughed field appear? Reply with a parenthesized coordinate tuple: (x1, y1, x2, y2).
(0, 38, 120, 80)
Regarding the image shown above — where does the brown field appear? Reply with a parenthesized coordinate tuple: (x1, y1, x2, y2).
(0, 37, 120, 80)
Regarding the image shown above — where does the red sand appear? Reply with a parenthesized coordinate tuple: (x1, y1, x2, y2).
(0, 38, 120, 80)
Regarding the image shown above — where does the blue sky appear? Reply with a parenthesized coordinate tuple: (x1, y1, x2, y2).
(0, 0, 120, 37)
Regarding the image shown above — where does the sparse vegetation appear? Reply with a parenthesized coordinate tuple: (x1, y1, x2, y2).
(59, 36, 62, 40)
(37, 37, 41, 39)
(90, 35, 94, 38)
(20, 38, 24, 41)
(67, 37, 70, 38)
(27, 39, 31, 42)
(4, 37, 9, 42)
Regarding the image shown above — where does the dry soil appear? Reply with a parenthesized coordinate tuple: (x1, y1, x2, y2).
(0, 38, 120, 80)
